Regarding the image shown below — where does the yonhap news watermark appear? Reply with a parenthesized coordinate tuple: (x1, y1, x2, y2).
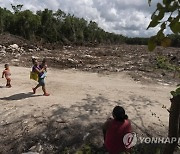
(123, 132, 180, 149)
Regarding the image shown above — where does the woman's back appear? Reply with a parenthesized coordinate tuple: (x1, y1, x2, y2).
(105, 119, 131, 154)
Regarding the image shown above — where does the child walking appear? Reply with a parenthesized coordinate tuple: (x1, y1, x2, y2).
(2, 64, 12, 88)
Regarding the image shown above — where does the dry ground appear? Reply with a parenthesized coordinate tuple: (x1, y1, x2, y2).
(0, 65, 175, 153)
(0, 34, 179, 153)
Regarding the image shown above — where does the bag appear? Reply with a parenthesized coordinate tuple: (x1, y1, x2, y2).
(30, 71, 38, 81)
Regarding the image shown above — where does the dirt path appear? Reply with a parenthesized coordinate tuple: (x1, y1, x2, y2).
(0, 65, 175, 153)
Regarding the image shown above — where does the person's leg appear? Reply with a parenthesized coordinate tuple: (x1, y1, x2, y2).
(6, 79, 11, 88)
(8, 79, 11, 87)
(42, 85, 50, 96)
(40, 78, 49, 96)
(33, 83, 41, 94)
(6, 78, 8, 87)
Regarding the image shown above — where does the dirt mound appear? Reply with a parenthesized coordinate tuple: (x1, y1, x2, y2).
(0, 33, 32, 47)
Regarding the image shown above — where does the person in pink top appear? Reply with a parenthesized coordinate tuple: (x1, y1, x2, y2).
(2, 64, 12, 88)
(103, 106, 131, 154)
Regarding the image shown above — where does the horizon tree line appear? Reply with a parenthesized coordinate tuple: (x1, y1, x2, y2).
(0, 4, 179, 47)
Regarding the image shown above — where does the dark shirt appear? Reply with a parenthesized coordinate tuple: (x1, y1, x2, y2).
(32, 65, 43, 78)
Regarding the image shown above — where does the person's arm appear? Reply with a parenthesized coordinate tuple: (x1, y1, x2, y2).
(44, 65, 47, 72)
(124, 120, 132, 134)
(2, 71, 5, 78)
(34, 67, 45, 74)
(102, 118, 113, 131)
(102, 118, 113, 141)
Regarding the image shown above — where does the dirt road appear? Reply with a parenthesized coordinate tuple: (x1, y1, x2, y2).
(0, 65, 175, 153)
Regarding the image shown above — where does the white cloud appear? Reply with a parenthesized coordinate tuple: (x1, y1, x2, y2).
(0, 0, 163, 37)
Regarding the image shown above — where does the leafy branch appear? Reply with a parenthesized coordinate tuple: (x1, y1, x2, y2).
(147, 0, 180, 51)
(148, 0, 180, 97)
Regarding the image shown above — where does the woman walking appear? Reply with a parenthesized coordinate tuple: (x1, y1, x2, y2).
(32, 58, 50, 96)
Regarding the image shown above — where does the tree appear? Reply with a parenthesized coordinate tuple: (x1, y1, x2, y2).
(73, 18, 88, 43)
(11, 4, 23, 13)
(53, 9, 66, 42)
(0, 7, 13, 33)
(37, 9, 58, 42)
(14, 10, 40, 39)
(148, 1, 180, 154)
(85, 21, 99, 42)
(61, 14, 76, 42)
(147, 0, 180, 51)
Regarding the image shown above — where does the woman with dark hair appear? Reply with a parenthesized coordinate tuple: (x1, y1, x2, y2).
(31, 58, 50, 96)
(103, 106, 131, 154)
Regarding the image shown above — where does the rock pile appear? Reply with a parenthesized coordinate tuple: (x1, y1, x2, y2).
(0, 43, 42, 65)
(0, 44, 41, 54)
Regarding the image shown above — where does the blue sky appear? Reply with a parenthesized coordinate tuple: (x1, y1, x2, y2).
(0, 0, 161, 37)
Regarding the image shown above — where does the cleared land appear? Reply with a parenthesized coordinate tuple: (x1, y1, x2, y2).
(0, 34, 179, 153)
(0, 65, 175, 153)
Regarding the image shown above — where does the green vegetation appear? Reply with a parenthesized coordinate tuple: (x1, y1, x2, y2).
(156, 55, 176, 70)
(0, 5, 125, 45)
(148, 0, 180, 97)
(147, 0, 180, 50)
(148, 0, 180, 153)
(0, 5, 179, 47)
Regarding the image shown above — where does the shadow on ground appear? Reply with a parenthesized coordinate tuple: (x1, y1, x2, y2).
(0, 92, 42, 101)
(0, 85, 6, 88)
(0, 94, 168, 154)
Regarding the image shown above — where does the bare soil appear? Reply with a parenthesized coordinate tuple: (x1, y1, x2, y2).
(0, 34, 179, 153)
